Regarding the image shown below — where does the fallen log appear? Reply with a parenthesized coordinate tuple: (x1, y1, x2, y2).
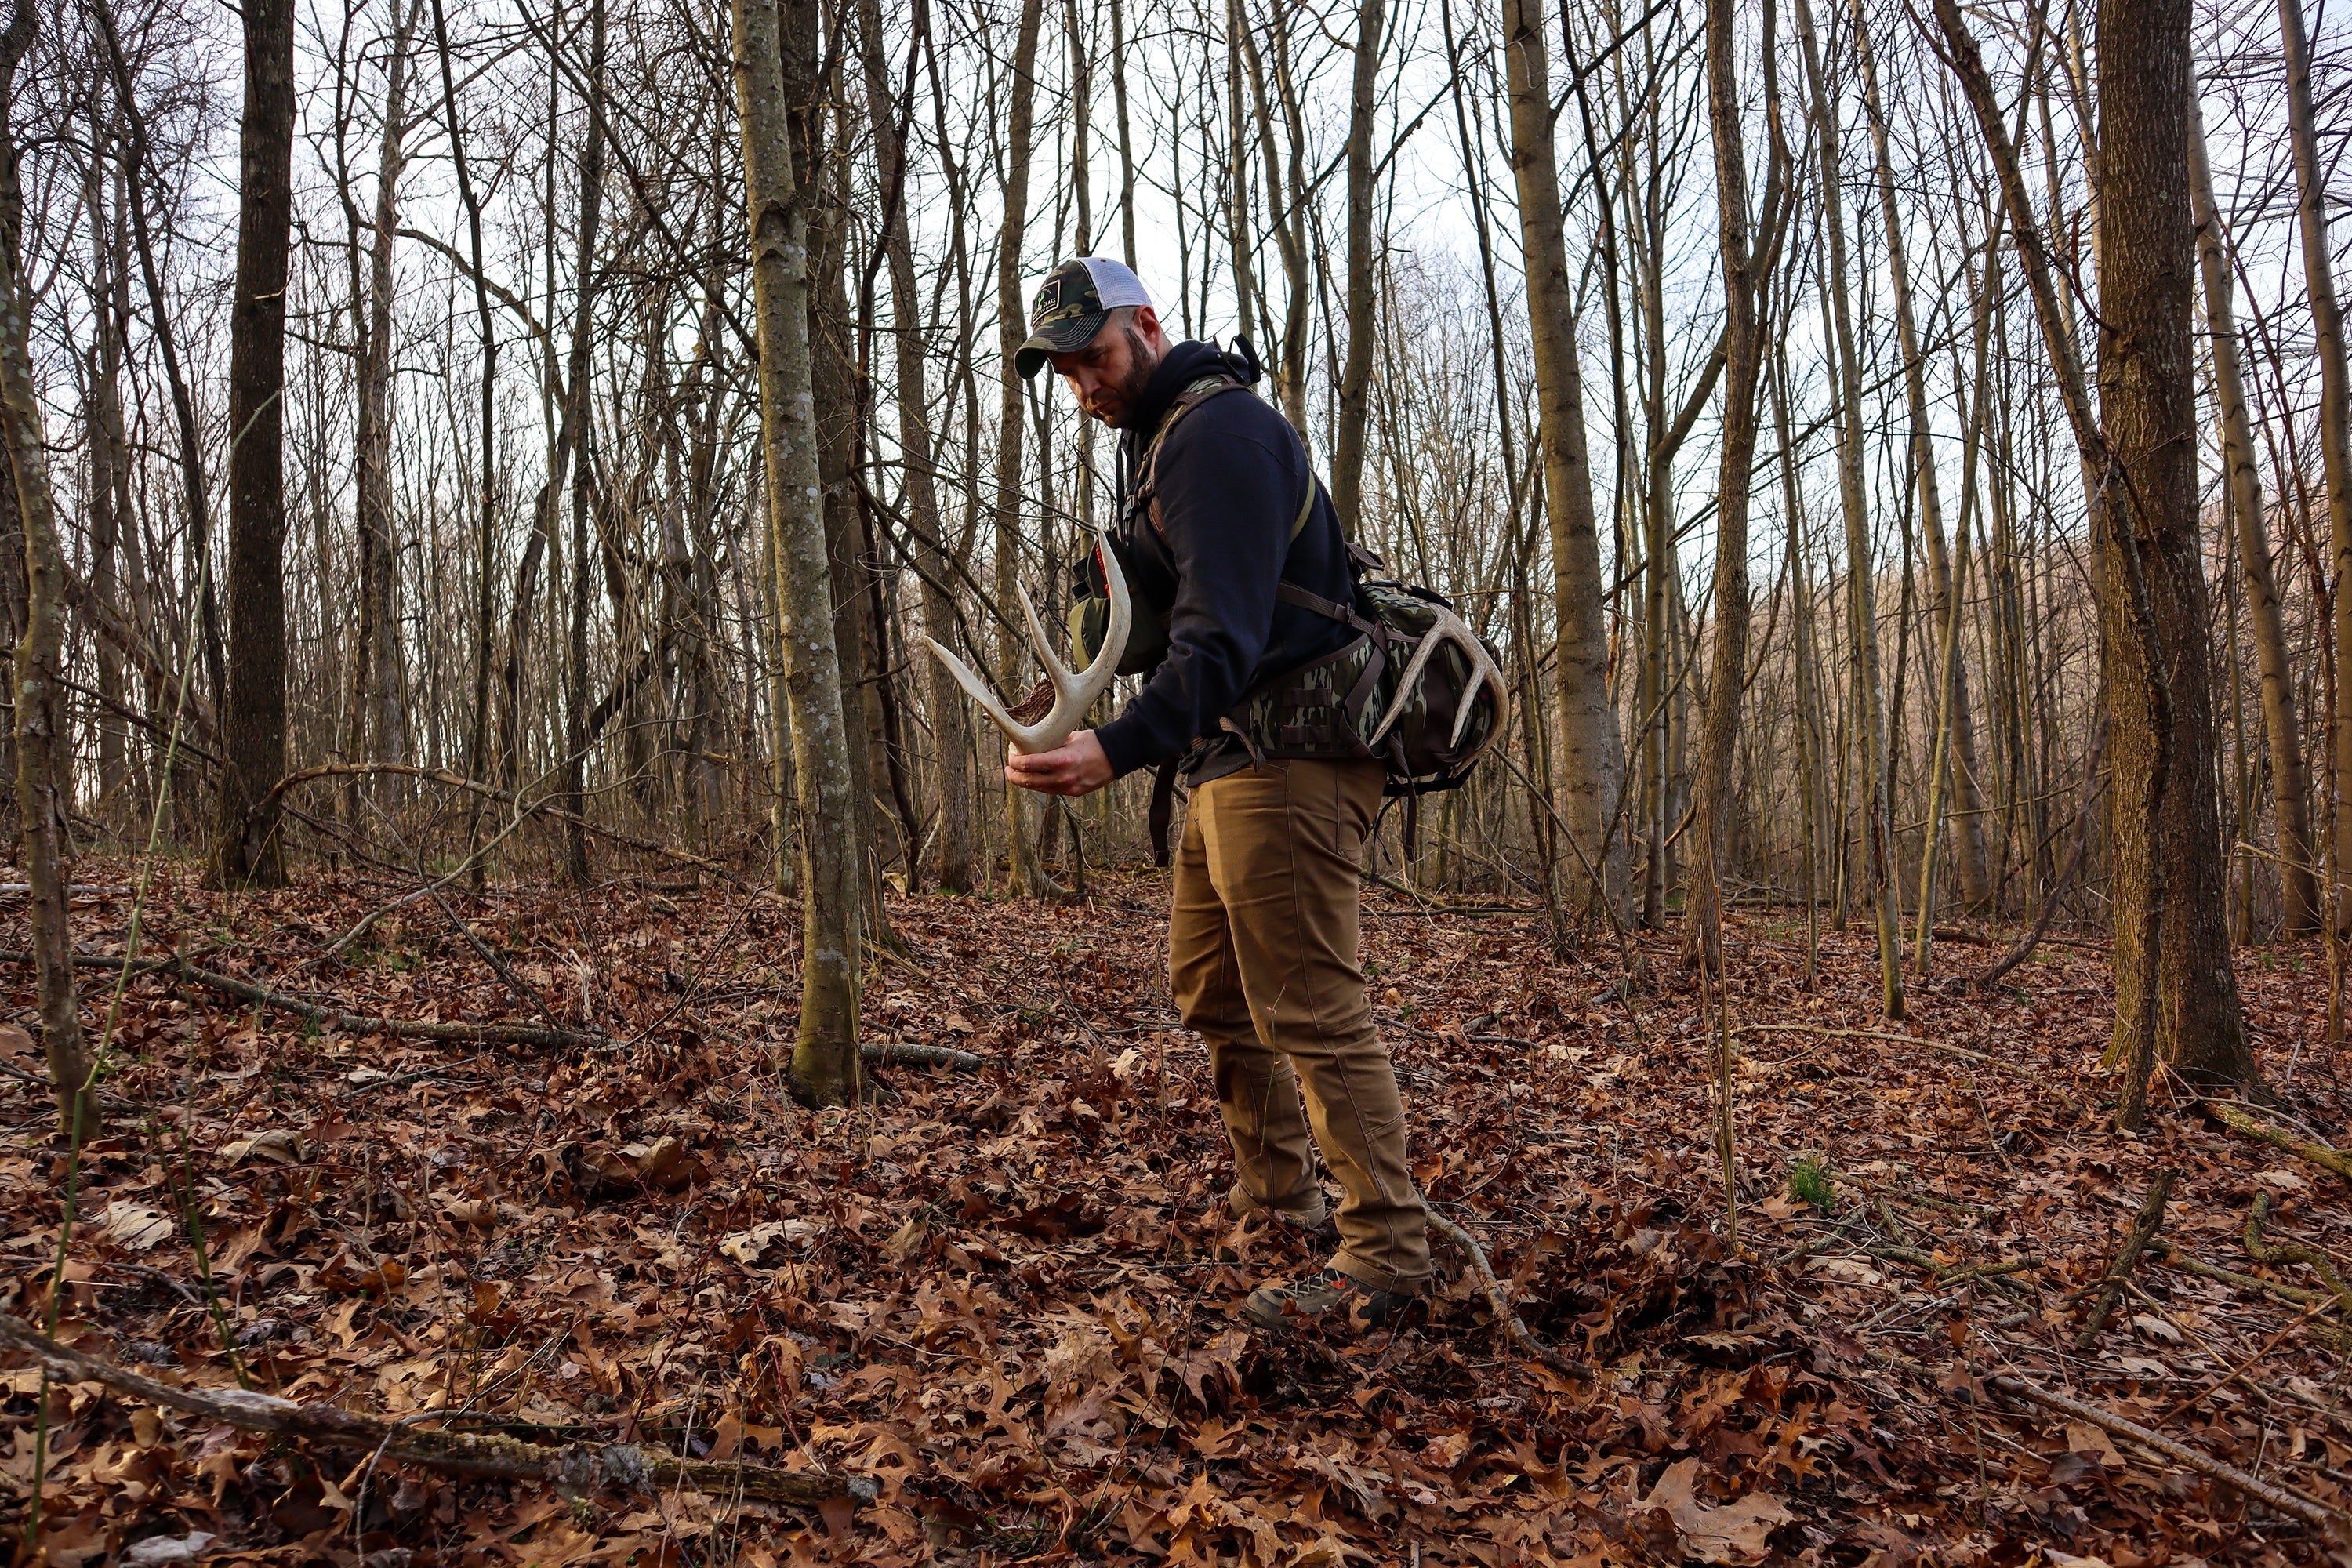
(0, 1310, 866, 1508)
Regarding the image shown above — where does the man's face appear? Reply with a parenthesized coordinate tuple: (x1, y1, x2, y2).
(1051, 307, 1162, 427)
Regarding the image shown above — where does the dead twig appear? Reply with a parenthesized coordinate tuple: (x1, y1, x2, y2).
(1425, 1210, 1595, 1384)
(0, 1310, 863, 1508)
(2077, 1167, 2176, 1348)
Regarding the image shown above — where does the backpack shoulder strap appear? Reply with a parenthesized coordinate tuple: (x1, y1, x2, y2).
(1131, 373, 1247, 537)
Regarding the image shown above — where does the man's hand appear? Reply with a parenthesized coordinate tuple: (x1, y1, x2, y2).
(1006, 730, 1112, 797)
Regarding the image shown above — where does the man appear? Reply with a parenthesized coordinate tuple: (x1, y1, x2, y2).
(1004, 256, 1431, 1333)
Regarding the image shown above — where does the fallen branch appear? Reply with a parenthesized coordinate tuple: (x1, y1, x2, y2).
(2209, 1100, 2352, 1187)
(2151, 1241, 2336, 1312)
(2245, 1192, 2352, 1317)
(1867, 1344, 2345, 1535)
(0, 949, 613, 1051)
(0, 1310, 862, 1508)
(1994, 1370, 2341, 1534)
(860, 1040, 984, 1070)
(1425, 1210, 1595, 1383)
(2077, 1167, 2176, 1348)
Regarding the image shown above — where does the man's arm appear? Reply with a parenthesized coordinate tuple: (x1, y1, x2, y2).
(1091, 422, 1304, 779)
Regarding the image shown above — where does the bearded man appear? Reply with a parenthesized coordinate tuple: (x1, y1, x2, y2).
(1002, 256, 1431, 1333)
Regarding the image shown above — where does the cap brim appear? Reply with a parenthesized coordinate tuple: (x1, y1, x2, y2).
(1014, 310, 1110, 379)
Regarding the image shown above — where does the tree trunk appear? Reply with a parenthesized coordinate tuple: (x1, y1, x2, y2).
(858, 0, 971, 891)
(1499, 0, 1631, 927)
(82, 164, 127, 809)
(1325, 0, 1386, 531)
(345, 0, 420, 833)
(1685, 0, 1766, 972)
(993, 0, 1054, 898)
(1853, 2, 1991, 914)
(2280, 0, 2352, 942)
(2190, 98, 2317, 937)
(207, 0, 299, 888)
(91, 2, 225, 710)
(1793, 0, 1900, 1015)
(1932, 0, 2253, 1089)
(2096, 0, 2252, 1098)
(0, 0, 93, 1139)
(733, 0, 863, 1105)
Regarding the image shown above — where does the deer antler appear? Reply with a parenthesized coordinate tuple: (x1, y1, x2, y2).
(923, 537, 1131, 755)
(1367, 603, 1508, 755)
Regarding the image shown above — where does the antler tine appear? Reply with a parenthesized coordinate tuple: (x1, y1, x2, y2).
(1367, 607, 1509, 754)
(921, 532, 1131, 755)
(920, 635, 1029, 739)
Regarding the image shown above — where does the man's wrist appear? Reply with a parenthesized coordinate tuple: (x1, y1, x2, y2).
(1095, 719, 1149, 780)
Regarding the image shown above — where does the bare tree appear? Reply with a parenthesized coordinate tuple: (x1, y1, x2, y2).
(208, 0, 299, 887)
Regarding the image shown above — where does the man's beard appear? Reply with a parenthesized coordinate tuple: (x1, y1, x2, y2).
(1104, 328, 1159, 427)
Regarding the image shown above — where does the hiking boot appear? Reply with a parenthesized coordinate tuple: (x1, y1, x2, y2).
(1243, 1266, 1424, 1334)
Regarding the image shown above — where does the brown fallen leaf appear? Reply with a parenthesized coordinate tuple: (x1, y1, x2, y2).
(101, 1200, 176, 1253)
(220, 1128, 303, 1166)
(1635, 1457, 1793, 1565)
(571, 1134, 708, 1195)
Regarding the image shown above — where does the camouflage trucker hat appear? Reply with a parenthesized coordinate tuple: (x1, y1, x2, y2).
(1015, 256, 1154, 379)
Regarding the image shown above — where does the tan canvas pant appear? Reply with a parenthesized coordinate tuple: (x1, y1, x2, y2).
(1168, 757, 1432, 1294)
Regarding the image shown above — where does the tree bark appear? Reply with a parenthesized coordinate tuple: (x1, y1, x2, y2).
(858, 0, 972, 892)
(1686, 0, 1767, 972)
(1325, 0, 1387, 532)
(1499, 0, 1631, 926)
(206, 0, 299, 888)
(993, 0, 1053, 898)
(2190, 97, 2317, 937)
(2280, 0, 2352, 943)
(2096, 0, 2252, 1099)
(0, 0, 94, 1140)
(734, 0, 863, 1105)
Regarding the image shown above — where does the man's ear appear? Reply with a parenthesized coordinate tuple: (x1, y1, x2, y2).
(1132, 303, 1165, 351)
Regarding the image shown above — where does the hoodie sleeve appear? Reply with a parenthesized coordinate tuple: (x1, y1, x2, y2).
(1094, 412, 1304, 779)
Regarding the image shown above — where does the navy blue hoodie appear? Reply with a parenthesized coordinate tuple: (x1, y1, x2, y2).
(1093, 341, 1359, 785)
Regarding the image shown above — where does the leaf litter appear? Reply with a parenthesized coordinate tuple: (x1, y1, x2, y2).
(0, 864, 2347, 1564)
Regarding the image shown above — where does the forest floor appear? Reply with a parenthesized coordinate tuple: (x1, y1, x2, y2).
(2, 859, 2349, 1566)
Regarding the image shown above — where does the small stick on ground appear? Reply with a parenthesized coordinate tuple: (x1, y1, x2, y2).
(2078, 1167, 2176, 1348)
(1426, 1210, 1595, 1384)
(0, 1309, 864, 1508)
